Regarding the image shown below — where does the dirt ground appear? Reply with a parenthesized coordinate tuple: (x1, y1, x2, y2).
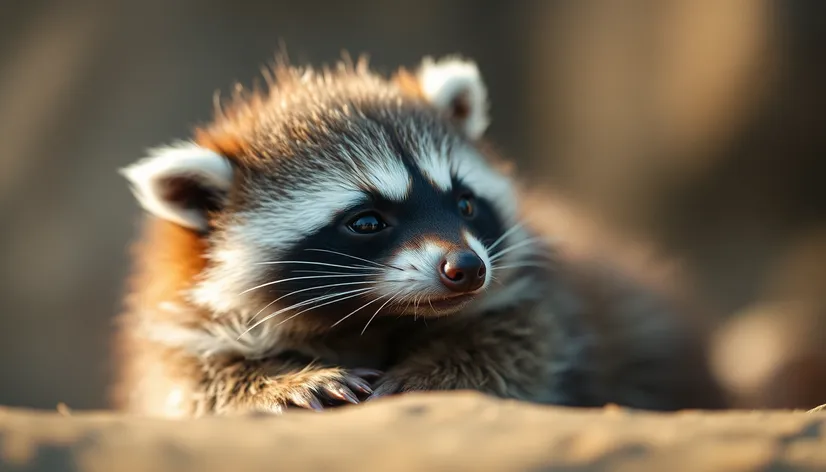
(1, 392, 824, 472)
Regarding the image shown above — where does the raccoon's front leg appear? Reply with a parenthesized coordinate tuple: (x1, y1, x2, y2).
(370, 313, 552, 401)
(196, 356, 381, 415)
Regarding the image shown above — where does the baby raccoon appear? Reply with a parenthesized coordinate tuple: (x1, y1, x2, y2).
(113, 55, 727, 416)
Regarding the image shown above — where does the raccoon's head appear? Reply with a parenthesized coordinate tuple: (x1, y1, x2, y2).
(122, 56, 539, 337)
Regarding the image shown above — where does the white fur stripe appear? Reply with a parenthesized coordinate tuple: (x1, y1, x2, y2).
(190, 187, 368, 315)
(354, 153, 412, 201)
(379, 241, 447, 300)
(416, 140, 453, 192)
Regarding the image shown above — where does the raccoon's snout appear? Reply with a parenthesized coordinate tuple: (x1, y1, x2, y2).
(439, 250, 486, 293)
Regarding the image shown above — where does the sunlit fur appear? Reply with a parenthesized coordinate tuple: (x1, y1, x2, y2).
(113, 54, 727, 416)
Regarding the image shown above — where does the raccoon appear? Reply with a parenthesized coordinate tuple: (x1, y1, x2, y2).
(113, 55, 727, 416)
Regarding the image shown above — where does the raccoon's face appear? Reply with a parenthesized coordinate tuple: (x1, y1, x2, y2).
(122, 56, 536, 332)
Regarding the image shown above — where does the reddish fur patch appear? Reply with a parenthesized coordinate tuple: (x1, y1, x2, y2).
(194, 90, 268, 164)
(194, 126, 247, 160)
(393, 68, 425, 98)
(128, 219, 209, 321)
(404, 235, 457, 251)
(110, 219, 210, 409)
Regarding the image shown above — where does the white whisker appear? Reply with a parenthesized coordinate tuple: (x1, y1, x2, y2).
(330, 292, 392, 328)
(492, 262, 548, 271)
(254, 260, 383, 272)
(240, 273, 375, 295)
(240, 287, 374, 336)
(361, 291, 401, 335)
(276, 289, 376, 328)
(304, 248, 403, 271)
(291, 270, 367, 276)
(486, 222, 524, 252)
(489, 237, 546, 262)
(249, 280, 377, 323)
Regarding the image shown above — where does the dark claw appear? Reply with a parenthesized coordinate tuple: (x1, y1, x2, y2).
(323, 385, 360, 404)
(349, 368, 383, 379)
(338, 386, 360, 404)
(306, 396, 324, 411)
(292, 394, 324, 411)
(345, 376, 374, 395)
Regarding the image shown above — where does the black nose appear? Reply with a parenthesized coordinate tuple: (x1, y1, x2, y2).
(439, 250, 486, 293)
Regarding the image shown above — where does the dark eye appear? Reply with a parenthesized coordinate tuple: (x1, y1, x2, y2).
(347, 212, 387, 234)
(458, 194, 475, 218)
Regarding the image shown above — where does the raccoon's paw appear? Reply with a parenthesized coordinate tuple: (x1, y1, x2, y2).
(366, 370, 444, 401)
(366, 378, 405, 401)
(367, 362, 499, 401)
(253, 367, 382, 414)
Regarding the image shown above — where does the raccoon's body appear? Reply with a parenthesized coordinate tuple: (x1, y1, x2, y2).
(113, 55, 726, 416)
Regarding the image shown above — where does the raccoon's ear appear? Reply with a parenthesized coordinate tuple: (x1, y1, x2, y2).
(415, 56, 490, 140)
(120, 142, 233, 231)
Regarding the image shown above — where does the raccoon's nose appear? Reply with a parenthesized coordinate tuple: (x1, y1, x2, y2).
(439, 250, 486, 292)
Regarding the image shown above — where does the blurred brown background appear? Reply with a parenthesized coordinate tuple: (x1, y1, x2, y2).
(1, 0, 824, 411)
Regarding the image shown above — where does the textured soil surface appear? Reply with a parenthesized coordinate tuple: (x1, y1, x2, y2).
(1, 392, 825, 472)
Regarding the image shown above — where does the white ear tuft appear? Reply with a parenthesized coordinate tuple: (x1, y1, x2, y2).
(417, 56, 490, 139)
(120, 141, 233, 231)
